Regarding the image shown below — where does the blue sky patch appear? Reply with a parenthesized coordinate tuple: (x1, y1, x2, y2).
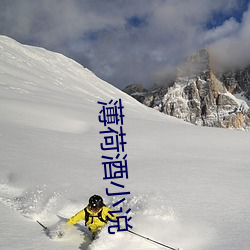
(206, 0, 249, 29)
(126, 15, 147, 28)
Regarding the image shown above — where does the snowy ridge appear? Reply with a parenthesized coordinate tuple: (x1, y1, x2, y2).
(1, 36, 250, 250)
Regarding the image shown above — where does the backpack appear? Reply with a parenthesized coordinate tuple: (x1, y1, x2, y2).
(84, 207, 108, 226)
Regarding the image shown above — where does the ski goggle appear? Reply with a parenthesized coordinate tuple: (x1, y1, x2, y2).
(90, 204, 101, 212)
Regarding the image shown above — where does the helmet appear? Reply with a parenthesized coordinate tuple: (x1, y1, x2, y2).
(89, 195, 104, 211)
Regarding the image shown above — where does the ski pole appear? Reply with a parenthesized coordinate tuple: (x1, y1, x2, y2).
(37, 220, 48, 230)
(127, 229, 180, 250)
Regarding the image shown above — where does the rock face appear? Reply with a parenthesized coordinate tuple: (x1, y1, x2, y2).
(217, 66, 250, 100)
(123, 84, 147, 103)
(123, 49, 250, 130)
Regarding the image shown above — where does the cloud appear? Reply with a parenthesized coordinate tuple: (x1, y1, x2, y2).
(209, 4, 250, 69)
(0, 0, 249, 88)
(200, 18, 240, 45)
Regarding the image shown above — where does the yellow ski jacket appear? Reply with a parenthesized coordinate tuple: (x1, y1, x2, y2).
(67, 206, 116, 233)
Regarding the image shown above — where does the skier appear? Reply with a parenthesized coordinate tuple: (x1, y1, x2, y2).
(66, 194, 116, 239)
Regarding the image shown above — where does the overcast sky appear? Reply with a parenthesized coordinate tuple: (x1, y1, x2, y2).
(0, 0, 249, 89)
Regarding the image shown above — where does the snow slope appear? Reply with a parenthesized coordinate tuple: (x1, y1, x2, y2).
(0, 35, 250, 250)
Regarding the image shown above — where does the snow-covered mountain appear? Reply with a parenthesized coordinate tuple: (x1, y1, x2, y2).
(1, 36, 250, 250)
(124, 49, 250, 130)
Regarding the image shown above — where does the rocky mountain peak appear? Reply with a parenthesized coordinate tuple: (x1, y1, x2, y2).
(177, 49, 210, 78)
(123, 49, 250, 130)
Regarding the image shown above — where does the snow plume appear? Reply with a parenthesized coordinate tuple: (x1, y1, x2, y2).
(0, 181, 65, 221)
(0, 178, 212, 249)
